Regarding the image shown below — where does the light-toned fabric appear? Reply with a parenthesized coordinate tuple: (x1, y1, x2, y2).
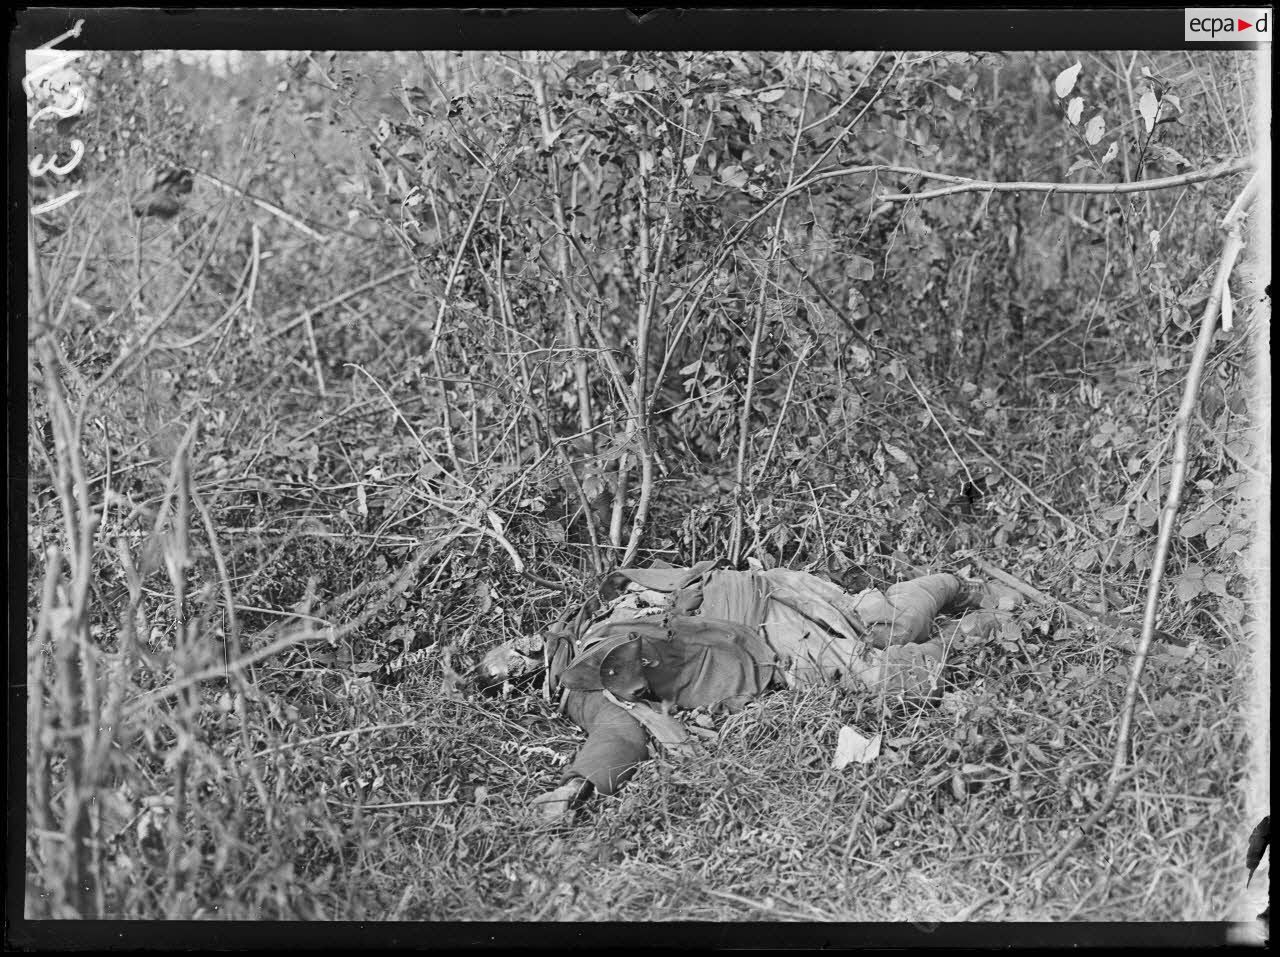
(755, 571, 960, 692)
(559, 565, 965, 702)
(601, 689, 697, 757)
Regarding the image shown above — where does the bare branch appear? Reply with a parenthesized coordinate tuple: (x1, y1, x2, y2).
(878, 157, 1252, 202)
(1109, 180, 1253, 787)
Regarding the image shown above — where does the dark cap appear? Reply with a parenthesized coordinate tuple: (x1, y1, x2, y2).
(557, 633, 641, 693)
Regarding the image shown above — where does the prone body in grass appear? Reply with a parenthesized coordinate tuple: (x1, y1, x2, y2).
(475, 560, 1011, 820)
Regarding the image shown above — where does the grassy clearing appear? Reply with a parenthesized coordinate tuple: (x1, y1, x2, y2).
(30, 550, 1250, 921)
(241, 614, 1252, 922)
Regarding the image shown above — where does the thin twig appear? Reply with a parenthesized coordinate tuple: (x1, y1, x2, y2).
(253, 721, 425, 759)
(188, 167, 327, 241)
(728, 56, 818, 563)
(527, 54, 595, 451)
(757, 341, 813, 482)
(728, 267, 773, 564)
(267, 267, 414, 343)
(489, 219, 605, 574)
(190, 486, 240, 679)
(940, 407, 1094, 541)
(345, 362, 463, 491)
(426, 171, 495, 355)
(87, 195, 236, 396)
(700, 885, 831, 922)
(117, 533, 460, 722)
(879, 156, 1251, 202)
(615, 82, 689, 567)
(903, 369, 975, 488)
(344, 799, 458, 811)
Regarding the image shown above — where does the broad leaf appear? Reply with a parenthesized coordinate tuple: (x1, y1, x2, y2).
(1053, 62, 1082, 99)
(718, 165, 748, 188)
(1084, 114, 1105, 145)
(1138, 87, 1159, 132)
(1146, 143, 1191, 170)
(848, 254, 875, 281)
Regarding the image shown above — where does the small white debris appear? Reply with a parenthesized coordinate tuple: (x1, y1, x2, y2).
(831, 726, 882, 770)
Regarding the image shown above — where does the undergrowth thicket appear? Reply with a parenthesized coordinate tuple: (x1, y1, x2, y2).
(24, 47, 1266, 921)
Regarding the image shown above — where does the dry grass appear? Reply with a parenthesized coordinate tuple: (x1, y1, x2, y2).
(24, 401, 1258, 922)
(47, 577, 1242, 922)
(353, 608, 1252, 922)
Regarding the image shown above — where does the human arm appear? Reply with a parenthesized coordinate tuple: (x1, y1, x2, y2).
(531, 689, 650, 820)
